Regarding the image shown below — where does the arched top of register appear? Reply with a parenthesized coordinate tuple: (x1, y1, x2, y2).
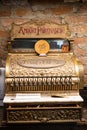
(10, 20, 71, 40)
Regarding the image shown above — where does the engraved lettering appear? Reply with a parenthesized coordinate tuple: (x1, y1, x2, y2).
(18, 26, 63, 35)
(18, 27, 37, 35)
(18, 27, 25, 35)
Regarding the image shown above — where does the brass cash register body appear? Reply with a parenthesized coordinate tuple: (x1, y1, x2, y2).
(3, 22, 84, 123)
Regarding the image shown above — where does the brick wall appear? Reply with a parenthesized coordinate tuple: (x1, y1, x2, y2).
(0, 0, 87, 85)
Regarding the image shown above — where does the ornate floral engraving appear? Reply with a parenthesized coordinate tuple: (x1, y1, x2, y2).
(7, 108, 81, 122)
(8, 54, 75, 77)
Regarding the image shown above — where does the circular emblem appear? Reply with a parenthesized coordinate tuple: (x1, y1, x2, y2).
(34, 40, 50, 55)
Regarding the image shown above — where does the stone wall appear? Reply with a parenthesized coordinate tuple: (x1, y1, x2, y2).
(0, 0, 87, 85)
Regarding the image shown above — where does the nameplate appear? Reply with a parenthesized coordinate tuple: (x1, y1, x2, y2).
(17, 58, 65, 69)
(11, 20, 71, 39)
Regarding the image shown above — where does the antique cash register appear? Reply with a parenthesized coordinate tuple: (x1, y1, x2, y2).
(3, 21, 84, 123)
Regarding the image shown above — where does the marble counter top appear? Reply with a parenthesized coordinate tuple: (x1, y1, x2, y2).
(3, 93, 83, 104)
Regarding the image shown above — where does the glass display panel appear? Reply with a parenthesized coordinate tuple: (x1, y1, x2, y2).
(11, 38, 70, 52)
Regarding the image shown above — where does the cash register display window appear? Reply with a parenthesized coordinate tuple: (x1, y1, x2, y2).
(11, 38, 70, 52)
